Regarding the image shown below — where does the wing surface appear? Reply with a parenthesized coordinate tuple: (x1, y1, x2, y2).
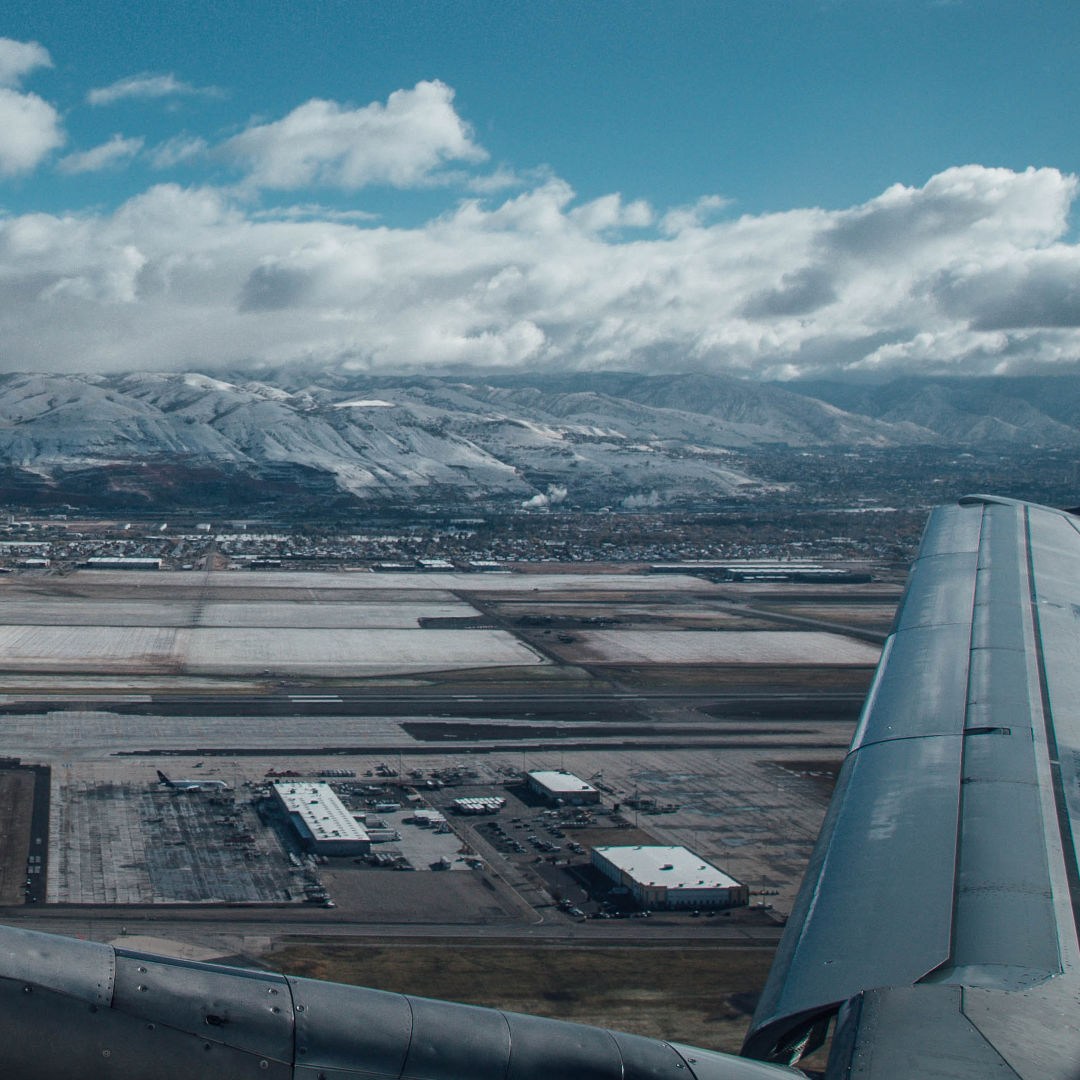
(742, 496, 1080, 1078)
(0, 923, 803, 1079)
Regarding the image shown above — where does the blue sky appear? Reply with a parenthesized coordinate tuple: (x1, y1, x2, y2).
(6, 0, 1079, 218)
(0, 1, 1077, 378)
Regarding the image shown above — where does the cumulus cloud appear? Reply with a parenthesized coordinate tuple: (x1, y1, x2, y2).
(826, 167, 1072, 262)
(741, 265, 838, 319)
(930, 248, 1080, 331)
(0, 87, 63, 175)
(0, 38, 51, 87)
(58, 134, 144, 174)
(87, 72, 222, 106)
(223, 80, 487, 191)
(0, 39, 62, 175)
(0, 165, 1077, 378)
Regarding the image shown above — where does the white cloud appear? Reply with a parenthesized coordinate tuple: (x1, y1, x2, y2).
(660, 194, 733, 235)
(58, 134, 144, 175)
(223, 80, 487, 191)
(0, 87, 63, 175)
(569, 194, 654, 232)
(0, 38, 51, 88)
(0, 40, 62, 175)
(465, 166, 529, 194)
(250, 204, 378, 223)
(149, 135, 209, 169)
(0, 165, 1076, 378)
(87, 72, 222, 106)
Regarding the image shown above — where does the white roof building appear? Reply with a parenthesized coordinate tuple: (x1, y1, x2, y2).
(592, 845, 748, 909)
(272, 782, 370, 855)
(527, 771, 599, 804)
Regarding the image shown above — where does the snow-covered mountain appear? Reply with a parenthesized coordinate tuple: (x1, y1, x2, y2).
(784, 376, 1080, 448)
(0, 370, 1071, 511)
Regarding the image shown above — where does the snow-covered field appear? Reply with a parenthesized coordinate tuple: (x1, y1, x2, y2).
(0, 601, 194, 627)
(0, 598, 478, 628)
(183, 628, 541, 675)
(0, 570, 878, 675)
(0, 625, 541, 675)
(0, 626, 179, 667)
(67, 569, 717, 592)
(568, 630, 881, 665)
(196, 601, 476, 628)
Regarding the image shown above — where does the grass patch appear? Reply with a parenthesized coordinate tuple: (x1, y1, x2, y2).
(262, 942, 775, 1054)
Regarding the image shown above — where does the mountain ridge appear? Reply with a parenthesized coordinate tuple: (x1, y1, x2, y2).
(0, 370, 1072, 511)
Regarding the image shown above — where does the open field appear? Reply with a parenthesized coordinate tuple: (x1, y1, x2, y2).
(0, 598, 478, 628)
(262, 941, 776, 1054)
(560, 630, 881, 665)
(0, 571, 889, 683)
(0, 625, 543, 676)
(314, 866, 524, 923)
(184, 627, 544, 675)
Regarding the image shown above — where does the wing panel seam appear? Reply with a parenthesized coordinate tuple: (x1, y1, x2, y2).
(1024, 504, 1080, 949)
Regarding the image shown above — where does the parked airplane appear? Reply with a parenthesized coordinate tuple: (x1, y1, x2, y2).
(0, 494, 1076, 1077)
(156, 769, 229, 791)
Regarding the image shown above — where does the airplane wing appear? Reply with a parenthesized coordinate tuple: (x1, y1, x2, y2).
(742, 495, 1080, 1077)
(0, 924, 801, 1079)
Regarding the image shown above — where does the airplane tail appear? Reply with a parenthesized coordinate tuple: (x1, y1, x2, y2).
(156, 770, 173, 787)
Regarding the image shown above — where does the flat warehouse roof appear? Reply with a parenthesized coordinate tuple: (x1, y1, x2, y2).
(595, 845, 742, 890)
(272, 782, 369, 843)
(528, 770, 597, 794)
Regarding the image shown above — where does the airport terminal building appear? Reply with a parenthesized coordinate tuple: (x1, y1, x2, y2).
(592, 845, 748, 909)
(271, 782, 371, 856)
(526, 770, 600, 805)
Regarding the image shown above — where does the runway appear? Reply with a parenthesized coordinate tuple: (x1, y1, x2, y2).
(0, 687, 867, 719)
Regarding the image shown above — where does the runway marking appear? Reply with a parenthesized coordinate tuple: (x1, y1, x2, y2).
(288, 695, 342, 703)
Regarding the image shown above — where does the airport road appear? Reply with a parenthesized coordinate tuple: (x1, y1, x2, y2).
(0, 908, 786, 950)
(710, 600, 888, 645)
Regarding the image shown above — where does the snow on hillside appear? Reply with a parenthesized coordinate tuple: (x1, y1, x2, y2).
(0, 368, 1049, 507)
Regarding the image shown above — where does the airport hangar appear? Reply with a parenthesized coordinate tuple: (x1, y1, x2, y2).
(592, 845, 748, 910)
(271, 782, 371, 856)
